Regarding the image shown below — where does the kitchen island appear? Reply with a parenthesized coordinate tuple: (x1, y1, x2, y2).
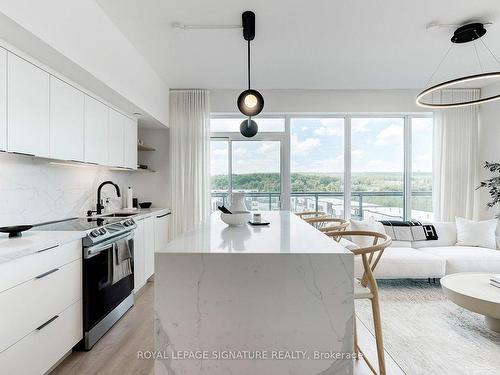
(155, 211, 354, 375)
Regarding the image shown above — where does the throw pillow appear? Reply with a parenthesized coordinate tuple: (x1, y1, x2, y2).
(455, 217, 497, 249)
(349, 217, 386, 248)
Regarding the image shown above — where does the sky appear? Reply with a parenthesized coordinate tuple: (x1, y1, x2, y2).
(210, 117, 433, 176)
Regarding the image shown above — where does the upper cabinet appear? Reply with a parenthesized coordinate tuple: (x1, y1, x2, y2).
(2, 49, 137, 168)
(0, 48, 6, 152)
(50, 77, 84, 161)
(124, 116, 138, 169)
(7, 53, 50, 157)
(108, 109, 125, 167)
(84, 96, 109, 165)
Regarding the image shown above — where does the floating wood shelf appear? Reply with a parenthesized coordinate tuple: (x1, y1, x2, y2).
(137, 143, 156, 151)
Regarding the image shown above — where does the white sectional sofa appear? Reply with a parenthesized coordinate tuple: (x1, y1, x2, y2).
(354, 222, 500, 279)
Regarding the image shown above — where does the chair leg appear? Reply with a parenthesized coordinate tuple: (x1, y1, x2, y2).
(353, 313, 359, 358)
(371, 296, 386, 375)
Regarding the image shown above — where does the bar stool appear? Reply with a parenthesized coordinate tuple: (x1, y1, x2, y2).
(325, 230, 392, 375)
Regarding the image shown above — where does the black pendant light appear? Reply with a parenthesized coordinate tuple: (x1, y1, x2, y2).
(240, 118, 258, 138)
(417, 22, 500, 108)
(238, 11, 264, 137)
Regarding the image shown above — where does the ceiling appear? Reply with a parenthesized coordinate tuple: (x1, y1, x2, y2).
(96, 0, 500, 90)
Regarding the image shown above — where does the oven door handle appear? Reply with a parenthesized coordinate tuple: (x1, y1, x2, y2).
(85, 232, 133, 258)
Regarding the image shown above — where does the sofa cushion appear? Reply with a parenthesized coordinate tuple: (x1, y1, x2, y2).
(348, 217, 386, 247)
(455, 217, 498, 249)
(354, 247, 446, 279)
(411, 222, 457, 249)
(418, 246, 500, 274)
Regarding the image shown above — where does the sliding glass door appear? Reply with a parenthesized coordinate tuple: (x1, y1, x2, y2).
(210, 114, 433, 220)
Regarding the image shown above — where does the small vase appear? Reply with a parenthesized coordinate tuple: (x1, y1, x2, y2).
(229, 192, 248, 212)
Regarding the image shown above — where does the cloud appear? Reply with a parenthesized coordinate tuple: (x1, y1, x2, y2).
(351, 119, 370, 133)
(374, 124, 403, 146)
(352, 149, 364, 160)
(313, 126, 343, 137)
(211, 149, 227, 157)
(291, 135, 321, 156)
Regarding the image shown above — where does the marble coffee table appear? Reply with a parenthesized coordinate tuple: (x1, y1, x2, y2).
(441, 272, 500, 332)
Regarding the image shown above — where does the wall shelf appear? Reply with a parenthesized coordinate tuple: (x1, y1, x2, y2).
(138, 143, 156, 151)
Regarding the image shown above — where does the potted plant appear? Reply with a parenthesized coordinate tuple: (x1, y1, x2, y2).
(477, 161, 500, 218)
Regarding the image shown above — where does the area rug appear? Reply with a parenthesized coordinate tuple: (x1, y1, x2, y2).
(355, 279, 500, 375)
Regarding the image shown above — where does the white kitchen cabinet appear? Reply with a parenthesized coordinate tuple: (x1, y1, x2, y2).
(84, 96, 109, 165)
(7, 53, 50, 157)
(134, 218, 146, 292)
(50, 76, 84, 161)
(0, 48, 6, 151)
(108, 109, 124, 167)
(124, 116, 138, 169)
(144, 216, 155, 280)
(154, 212, 171, 252)
(0, 240, 82, 375)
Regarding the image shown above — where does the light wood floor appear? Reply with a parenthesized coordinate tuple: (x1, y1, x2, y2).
(52, 282, 405, 375)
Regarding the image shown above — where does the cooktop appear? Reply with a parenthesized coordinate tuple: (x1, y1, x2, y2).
(35, 217, 123, 232)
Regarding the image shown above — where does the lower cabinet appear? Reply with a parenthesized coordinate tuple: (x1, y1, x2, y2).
(134, 212, 169, 292)
(0, 240, 83, 375)
(154, 212, 170, 252)
(133, 218, 146, 293)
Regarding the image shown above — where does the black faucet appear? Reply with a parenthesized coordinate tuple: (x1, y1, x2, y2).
(87, 181, 121, 216)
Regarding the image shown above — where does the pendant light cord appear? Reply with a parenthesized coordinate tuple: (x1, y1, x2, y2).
(479, 37, 500, 67)
(473, 41, 484, 72)
(247, 40, 251, 90)
(425, 43, 454, 87)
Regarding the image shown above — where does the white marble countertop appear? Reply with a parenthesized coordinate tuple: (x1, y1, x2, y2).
(0, 230, 85, 264)
(159, 211, 350, 254)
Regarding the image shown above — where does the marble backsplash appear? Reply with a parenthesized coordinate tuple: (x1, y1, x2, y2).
(0, 152, 133, 226)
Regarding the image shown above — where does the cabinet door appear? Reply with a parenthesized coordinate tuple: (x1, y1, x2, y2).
(7, 53, 49, 157)
(108, 109, 124, 167)
(0, 48, 6, 151)
(123, 116, 137, 169)
(144, 216, 155, 280)
(154, 213, 170, 252)
(133, 219, 146, 292)
(84, 96, 109, 165)
(49, 77, 84, 161)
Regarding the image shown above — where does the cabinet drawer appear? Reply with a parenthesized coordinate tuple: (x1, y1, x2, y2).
(0, 300, 82, 375)
(0, 258, 81, 353)
(0, 239, 81, 293)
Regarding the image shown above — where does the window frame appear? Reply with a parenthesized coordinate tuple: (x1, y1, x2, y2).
(210, 112, 433, 219)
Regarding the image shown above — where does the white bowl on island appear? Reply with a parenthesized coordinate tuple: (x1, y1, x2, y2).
(220, 211, 251, 226)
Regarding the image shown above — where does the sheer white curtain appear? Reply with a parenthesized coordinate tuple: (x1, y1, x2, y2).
(169, 90, 211, 238)
(433, 89, 480, 221)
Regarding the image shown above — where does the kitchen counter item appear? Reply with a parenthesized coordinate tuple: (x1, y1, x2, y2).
(139, 202, 152, 209)
(220, 211, 250, 226)
(0, 225, 33, 237)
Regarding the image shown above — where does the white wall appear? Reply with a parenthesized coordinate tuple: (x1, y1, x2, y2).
(210, 89, 430, 114)
(130, 128, 171, 208)
(0, 0, 169, 127)
(478, 82, 500, 219)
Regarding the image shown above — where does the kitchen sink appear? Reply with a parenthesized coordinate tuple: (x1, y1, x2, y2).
(101, 213, 137, 218)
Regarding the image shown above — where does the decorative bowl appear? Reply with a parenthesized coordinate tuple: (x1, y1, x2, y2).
(220, 211, 251, 226)
(139, 202, 152, 209)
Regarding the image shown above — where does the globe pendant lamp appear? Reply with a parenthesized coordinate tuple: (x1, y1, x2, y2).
(238, 11, 264, 137)
(240, 118, 258, 138)
(417, 23, 500, 108)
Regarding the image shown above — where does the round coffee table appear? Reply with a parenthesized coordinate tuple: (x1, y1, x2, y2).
(441, 272, 500, 333)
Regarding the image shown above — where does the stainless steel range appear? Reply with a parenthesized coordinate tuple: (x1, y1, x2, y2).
(36, 216, 137, 350)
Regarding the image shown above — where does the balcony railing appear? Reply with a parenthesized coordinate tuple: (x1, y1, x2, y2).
(211, 191, 433, 220)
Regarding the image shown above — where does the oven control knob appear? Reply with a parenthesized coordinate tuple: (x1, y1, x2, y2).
(124, 221, 131, 227)
(90, 230, 100, 238)
(99, 228, 106, 235)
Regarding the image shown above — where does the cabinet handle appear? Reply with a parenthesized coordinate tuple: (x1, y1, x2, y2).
(36, 315, 59, 330)
(156, 212, 171, 219)
(36, 245, 58, 253)
(35, 268, 59, 279)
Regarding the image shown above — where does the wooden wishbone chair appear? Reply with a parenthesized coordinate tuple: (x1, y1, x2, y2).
(324, 230, 392, 375)
(295, 211, 326, 220)
(305, 217, 349, 234)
